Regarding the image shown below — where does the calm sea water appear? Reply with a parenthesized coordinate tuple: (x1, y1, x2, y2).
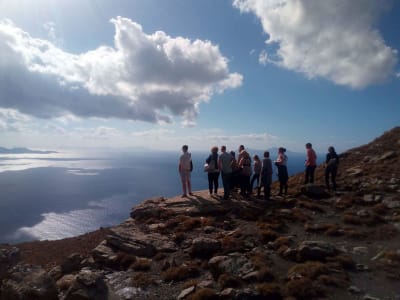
(0, 149, 316, 244)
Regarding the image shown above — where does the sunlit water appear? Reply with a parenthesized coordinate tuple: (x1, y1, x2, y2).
(0, 149, 312, 244)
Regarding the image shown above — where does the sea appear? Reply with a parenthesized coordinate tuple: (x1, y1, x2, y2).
(0, 149, 320, 244)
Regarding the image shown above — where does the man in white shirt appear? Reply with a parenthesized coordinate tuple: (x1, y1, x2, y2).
(179, 145, 193, 197)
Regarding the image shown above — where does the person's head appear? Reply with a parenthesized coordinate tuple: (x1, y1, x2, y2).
(305, 143, 312, 149)
(221, 145, 227, 152)
(238, 145, 245, 152)
(253, 154, 259, 161)
(328, 146, 335, 153)
(278, 147, 286, 153)
(182, 145, 188, 152)
(211, 146, 218, 154)
(264, 151, 270, 158)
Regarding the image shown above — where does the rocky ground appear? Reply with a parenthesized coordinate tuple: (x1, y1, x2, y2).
(1, 127, 399, 300)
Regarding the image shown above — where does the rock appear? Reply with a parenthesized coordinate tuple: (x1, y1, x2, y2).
(356, 264, 370, 271)
(177, 286, 195, 299)
(346, 167, 363, 177)
(56, 274, 77, 291)
(376, 151, 396, 162)
(208, 254, 253, 278)
(297, 241, 340, 261)
(64, 269, 108, 300)
(220, 287, 235, 297)
(382, 197, 400, 208)
(364, 295, 381, 300)
(300, 184, 330, 199)
(357, 210, 370, 217)
(115, 287, 142, 299)
(363, 194, 376, 203)
(0, 247, 20, 280)
(353, 246, 369, 255)
(1, 264, 58, 300)
(91, 240, 118, 267)
(48, 265, 63, 281)
(61, 253, 83, 274)
(106, 222, 177, 257)
(204, 226, 216, 234)
(348, 285, 362, 294)
(190, 237, 221, 257)
(130, 197, 168, 220)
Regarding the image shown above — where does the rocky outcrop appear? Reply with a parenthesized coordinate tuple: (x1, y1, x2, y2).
(1, 264, 58, 300)
(1, 127, 400, 300)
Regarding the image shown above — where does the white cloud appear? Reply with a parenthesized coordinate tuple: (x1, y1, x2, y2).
(0, 108, 31, 132)
(0, 17, 242, 125)
(258, 49, 268, 66)
(233, 0, 398, 89)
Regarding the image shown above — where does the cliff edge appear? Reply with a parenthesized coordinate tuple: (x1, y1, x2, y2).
(1, 127, 399, 300)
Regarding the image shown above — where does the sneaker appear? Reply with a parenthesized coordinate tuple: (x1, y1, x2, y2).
(189, 192, 194, 196)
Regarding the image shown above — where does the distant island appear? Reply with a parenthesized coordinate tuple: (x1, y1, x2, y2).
(0, 147, 57, 154)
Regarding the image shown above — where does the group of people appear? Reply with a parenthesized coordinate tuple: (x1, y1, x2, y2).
(303, 143, 339, 191)
(178, 143, 339, 200)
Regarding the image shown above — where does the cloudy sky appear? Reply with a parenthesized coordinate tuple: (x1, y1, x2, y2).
(0, 0, 399, 153)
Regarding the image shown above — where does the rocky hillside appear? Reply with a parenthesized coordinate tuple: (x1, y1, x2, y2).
(1, 127, 399, 300)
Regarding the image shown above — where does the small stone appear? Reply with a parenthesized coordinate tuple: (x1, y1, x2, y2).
(356, 264, 370, 271)
(220, 288, 234, 297)
(363, 294, 381, 300)
(353, 246, 369, 254)
(177, 286, 195, 299)
(348, 285, 362, 294)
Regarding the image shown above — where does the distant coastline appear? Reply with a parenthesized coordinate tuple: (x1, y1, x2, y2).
(0, 147, 58, 154)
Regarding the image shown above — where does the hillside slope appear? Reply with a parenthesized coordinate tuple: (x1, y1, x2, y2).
(1, 127, 399, 300)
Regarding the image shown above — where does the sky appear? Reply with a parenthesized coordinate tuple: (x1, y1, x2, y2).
(0, 0, 399, 154)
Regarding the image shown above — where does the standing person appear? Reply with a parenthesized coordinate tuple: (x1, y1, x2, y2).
(206, 146, 220, 196)
(179, 145, 193, 197)
(218, 145, 233, 200)
(250, 155, 261, 196)
(325, 146, 339, 191)
(275, 147, 289, 196)
(304, 142, 317, 184)
(230, 151, 240, 190)
(261, 151, 273, 201)
(238, 147, 252, 196)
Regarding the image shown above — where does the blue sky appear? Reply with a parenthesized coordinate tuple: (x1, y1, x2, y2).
(0, 0, 399, 153)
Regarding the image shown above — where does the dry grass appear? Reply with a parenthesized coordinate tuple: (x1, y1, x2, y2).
(285, 277, 324, 299)
(287, 262, 329, 279)
(297, 200, 325, 213)
(187, 288, 218, 300)
(161, 264, 200, 282)
(132, 272, 156, 287)
(256, 283, 282, 300)
(220, 236, 245, 254)
(130, 258, 152, 271)
(326, 255, 356, 270)
(116, 252, 137, 269)
(259, 229, 279, 243)
(217, 274, 242, 289)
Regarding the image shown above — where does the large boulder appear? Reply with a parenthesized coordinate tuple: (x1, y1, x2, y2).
(1, 264, 58, 300)
(105, 221, 177, 257)
(64, 269, 108, 300)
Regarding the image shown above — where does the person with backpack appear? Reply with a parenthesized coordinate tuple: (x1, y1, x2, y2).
(275, 147, 289, 196)
(325, 146, 339, 191)
(205, 146, 220, 196)
(261, 151, 273, 201)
